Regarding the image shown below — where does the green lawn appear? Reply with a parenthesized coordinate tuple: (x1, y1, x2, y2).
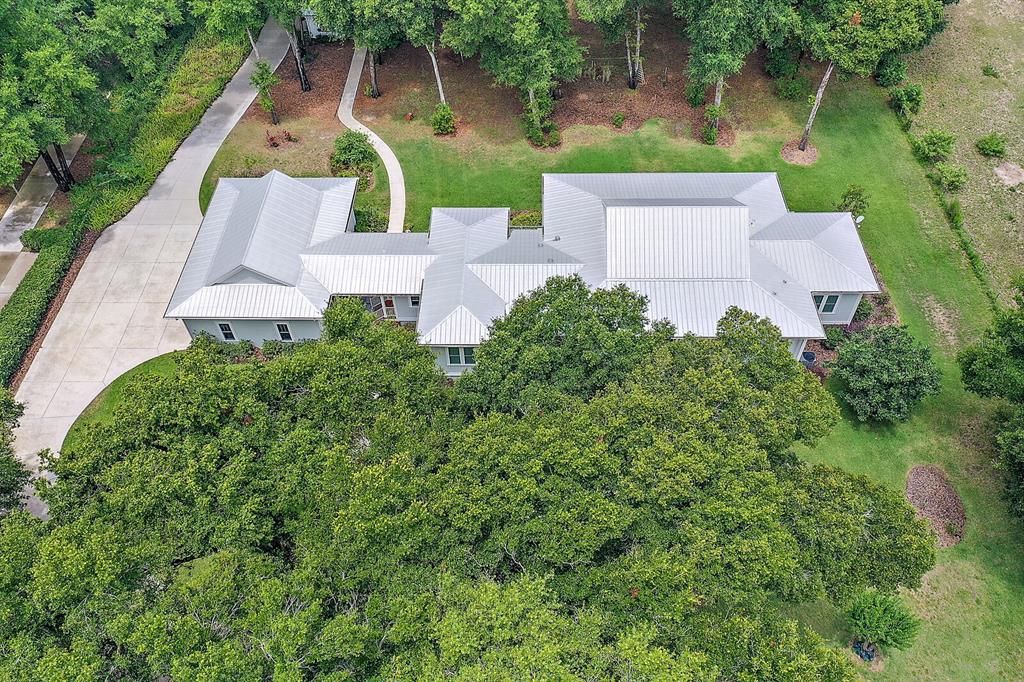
(62, 353, 179, 453)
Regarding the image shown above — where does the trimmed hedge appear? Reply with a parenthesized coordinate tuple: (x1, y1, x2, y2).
(0, 31, 246, 387)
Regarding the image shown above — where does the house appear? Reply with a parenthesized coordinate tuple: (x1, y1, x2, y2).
(165, 170, 878, 375)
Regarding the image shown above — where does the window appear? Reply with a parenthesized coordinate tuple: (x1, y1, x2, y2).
(410, 295, 420, 307)
(217, 322, 235, 342)
(447, 347, 477, 365)
(275, 322, 293, 342)
(821, 294, 839, 314)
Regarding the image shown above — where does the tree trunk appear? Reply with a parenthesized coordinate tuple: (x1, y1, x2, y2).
(624, 34, 636, 89)
(39, 148, 70, 192)
(271, 107, 279, 125)
(53, 143, 75, 185)
(427, 44, 446, 103)
(800, 60, 834, 151)
(634, 6, 642, 81)
(247, 28, 261, 60)
(368, 53, 380, 97)
(712, 77, 723, 130)
(288, 29, 310, 91)
(527, 87, 540, 127)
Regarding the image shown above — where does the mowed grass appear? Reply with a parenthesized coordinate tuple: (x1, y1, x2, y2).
(62, 353, 179, 453)
(365, 67, 1023, 679)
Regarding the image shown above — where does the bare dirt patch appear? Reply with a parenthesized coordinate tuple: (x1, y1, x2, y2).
(781, 139, 818, 165)
(921, 294, 961, 348)
(906, 465, 966, 548)
(994, 161, 1024, 187)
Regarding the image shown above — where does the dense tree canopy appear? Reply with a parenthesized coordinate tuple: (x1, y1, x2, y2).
(0, 291, 935, 679)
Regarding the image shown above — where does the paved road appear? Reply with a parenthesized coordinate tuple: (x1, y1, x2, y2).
(12, 21, 290, 518)
(0, 136, 86, 252)
(337, 48, 407, 233)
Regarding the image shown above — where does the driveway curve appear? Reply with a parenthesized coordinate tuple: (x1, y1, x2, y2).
(12, 21, 290, 517)
(337, 48, 406, 233)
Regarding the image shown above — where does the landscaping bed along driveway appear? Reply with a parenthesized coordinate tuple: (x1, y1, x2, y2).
(12, 21, 290, 517)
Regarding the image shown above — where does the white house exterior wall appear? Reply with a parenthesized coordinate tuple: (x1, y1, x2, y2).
(184, 319, 323, 344)
(815, 292, 862, 325)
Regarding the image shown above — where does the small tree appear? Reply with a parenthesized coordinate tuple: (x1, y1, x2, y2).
(831, 325, 941, 423)
(330, 130, 376, 171)
(250, 60, 281, 125)
(836, 184, 869, 218)
(846, 590, 921, 652)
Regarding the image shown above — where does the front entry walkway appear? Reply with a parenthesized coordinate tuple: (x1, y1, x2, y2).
(338, 48, 407, 233)
(12, 21, 290, 518)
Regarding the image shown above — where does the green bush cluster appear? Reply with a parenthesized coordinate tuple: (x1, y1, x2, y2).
(430, 102, 456, 135)
(524, 116, 561, 147)
(354, 207, 388, 233)
(0, 31, 246, 387)
(764, 46, 800, 79)
(976, 132, 1007, 158)
(331, 130, 376, 172)
(510, 210, 542, 227)
(700, 123, 719, 145)
(853, 297, 874, 322)
(846, 590, 921, 652)
(932, 162, 968, 191)
(836, 184, 869, 217)
(888, 83, 922, 125)
(774, 75, 809, 101)
(874, 54, 907, 88)
(685, 81, 706, 108)
(611, 112, 625, 128)
(823, 326, 847, 350)
(911, 128, 956, 162)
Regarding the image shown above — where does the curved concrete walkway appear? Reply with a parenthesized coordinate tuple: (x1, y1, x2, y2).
(12, 21, 290, 518)
(337, 48, 406, 233)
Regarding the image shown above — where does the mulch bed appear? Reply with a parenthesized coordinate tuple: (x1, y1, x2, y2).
(781, 139, 819, 165)
(9, 229, 100, 393)
(905, 464, 966, 547)
(248, 42, 354, 125)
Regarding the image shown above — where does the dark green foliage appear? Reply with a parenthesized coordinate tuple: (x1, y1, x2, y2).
(982, 64, 1000, 78)
(510, 210, 541, 227)
(932, 162, 968, 191)
(888, 83, 923, 119)
(764, 46, 801, 79)
(0, 287, 936, 678)
(0, 224, 82, 386)
(685, 81, 706, 107)
(846, 590, 921, 651)
(874, 54, 907, 87)
(354, 207, 388, 232)
(456, 276, 675, 414)
(430, 102, 456, 135)
(994, 408, 1024, 518)
(701, 123, 719, 145)
(611, 112, 625, 128)
(975, 132, 1007, 158)
(832, 325, 942, 423)
(836, 184, 869, 217)
(524, 115, 562, 148)
(0, 389, 28, 514)
(911, 128, 956, 163)
(823, 326, 848, 350)
(775, 75, 810, 101)
(853, 297, 875, 322)
(330, 130, 376, 172)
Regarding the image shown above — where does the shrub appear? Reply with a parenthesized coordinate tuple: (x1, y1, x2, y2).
(888, 83, 923, 120)
(994, 408, 1024, 518)
(510, 210, 541, 227)
(354, 207, 388, 233)
(874, 54, 907, 87)
(685, 81, 706, 108)
(982, 64, 1000, 78)
(823, 326, 847, 350)
(430, 102, 456, 135)
(700, 124, 718, 145)
(524, 117, 561, 148)
(774, 75, 809, 101)
(932, 162, 968, 191)
(331, 131, 376, 172)
(853, 297, 875, 322)
(836, 184, 869, 217)
(764, 46, 800, 79)
(846, 590, 921, 652)
(975, 132, 1007, 158)
(831, 325, 942, 423)
(611, 112, 625, 128)
(911, 129, 956, 163)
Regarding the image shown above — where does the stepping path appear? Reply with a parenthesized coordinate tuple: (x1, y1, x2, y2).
(12, 21, 290, 518)
(0, 135, 86, 253)
(337, 48, 407, 233)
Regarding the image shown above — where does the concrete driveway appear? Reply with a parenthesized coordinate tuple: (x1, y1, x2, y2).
(12, 21, 290, 516)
